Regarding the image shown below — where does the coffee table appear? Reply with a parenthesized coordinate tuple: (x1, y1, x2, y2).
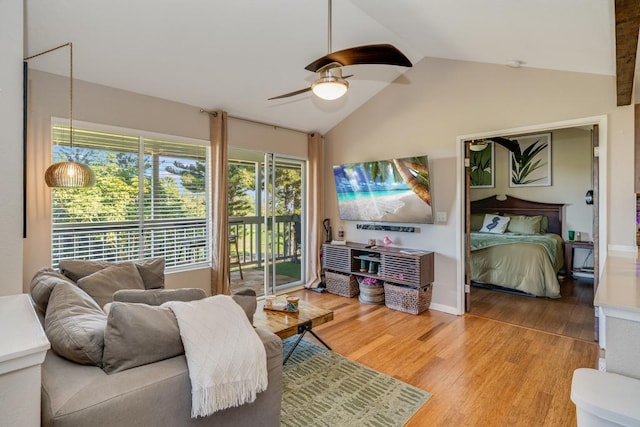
(253, 300, 334, 364)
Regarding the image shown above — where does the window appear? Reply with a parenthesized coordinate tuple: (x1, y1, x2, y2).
(51, 123, 209, 270)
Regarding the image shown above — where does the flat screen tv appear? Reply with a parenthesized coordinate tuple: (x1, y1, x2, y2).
(333, 154, 433, 223)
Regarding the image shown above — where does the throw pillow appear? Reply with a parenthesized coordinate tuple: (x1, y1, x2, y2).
(135, 257, 165, 289)
(479, 214, 510, 234)
(45, 282, 107, 366)
(506, 215, 543, 234)
(102, 302, 184, 374)
(113, 288, 206, 306)
(77, 262, 145, 308)
(29, 267, 76, 316)
(59, 257, 165, 289)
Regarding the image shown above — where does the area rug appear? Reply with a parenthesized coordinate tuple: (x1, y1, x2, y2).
(281, 338, 431, 427)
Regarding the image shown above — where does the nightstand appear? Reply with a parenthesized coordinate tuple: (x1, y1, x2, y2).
(564, 240, 594, 278)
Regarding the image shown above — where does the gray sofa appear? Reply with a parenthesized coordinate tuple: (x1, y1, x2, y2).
(30, 260, 282, 427)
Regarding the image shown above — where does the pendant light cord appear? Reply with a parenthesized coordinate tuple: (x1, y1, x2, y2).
(69, 43, 73, 150)
(24, 42, 74, 151)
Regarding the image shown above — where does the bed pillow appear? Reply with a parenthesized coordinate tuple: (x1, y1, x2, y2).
(479, 214, 510, 234)
(507, 215, 543, 235)
(540, 216, 549, 233)
(102, 302, 184, 374)
(77, 262, 145, 309)
(45, 282, 107, 366)
(470, 214, 485, 231)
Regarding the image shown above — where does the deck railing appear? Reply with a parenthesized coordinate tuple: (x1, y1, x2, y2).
(229, 215, 301, 266)
(52, 215, 300, 269)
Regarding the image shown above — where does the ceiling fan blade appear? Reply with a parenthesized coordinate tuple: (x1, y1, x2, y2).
(268, 86, 312, 100)
(488, 137, 520, 153)
(268, 75, 353, 101)
(305, 44, 412, 72)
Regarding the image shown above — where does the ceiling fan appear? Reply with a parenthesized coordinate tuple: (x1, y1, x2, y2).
(268, 0, 413, 101)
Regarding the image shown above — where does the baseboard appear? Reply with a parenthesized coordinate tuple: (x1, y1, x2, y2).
(428, 302, 459, 315)
(607, 244, 637, 258)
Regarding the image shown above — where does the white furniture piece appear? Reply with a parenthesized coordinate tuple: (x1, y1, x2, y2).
(571, 368, 640, 427)
(570, 255, 640, 427)
(594, 256, 640, 378)
(0, 294, 50, 427)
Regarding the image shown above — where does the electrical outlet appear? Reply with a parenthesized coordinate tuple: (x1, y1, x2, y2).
(436, 211, 447, 222)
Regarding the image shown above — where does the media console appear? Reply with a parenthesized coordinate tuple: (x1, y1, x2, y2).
(322, 242, 434, 288)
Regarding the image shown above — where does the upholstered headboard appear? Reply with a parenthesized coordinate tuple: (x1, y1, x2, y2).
(470, 195, 564, 235)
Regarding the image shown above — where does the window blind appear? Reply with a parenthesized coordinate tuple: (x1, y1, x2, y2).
(51, 124, 209, 270)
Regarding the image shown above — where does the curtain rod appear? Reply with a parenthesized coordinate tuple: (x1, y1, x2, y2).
(199, 109, 309, 135)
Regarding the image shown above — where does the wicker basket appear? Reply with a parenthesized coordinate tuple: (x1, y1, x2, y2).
(325, 271, 359, 298)
(384, 283, 432, 315)
(357, 277, 385, 305)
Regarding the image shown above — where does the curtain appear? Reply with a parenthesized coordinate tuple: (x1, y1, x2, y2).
(305, 132, 324, 288)
(209, 111, 230, 295)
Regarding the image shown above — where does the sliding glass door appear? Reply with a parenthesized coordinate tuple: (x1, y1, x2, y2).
(228, 148, 305, 297)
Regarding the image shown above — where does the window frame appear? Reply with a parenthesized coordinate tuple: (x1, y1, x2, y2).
(50, 118, 211, 272)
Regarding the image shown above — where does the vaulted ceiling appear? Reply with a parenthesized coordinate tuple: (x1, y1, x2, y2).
(25, 0, 618, 133)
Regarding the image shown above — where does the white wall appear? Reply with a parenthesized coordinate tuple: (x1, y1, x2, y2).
(325, 57, 634, 313)
(23, 70, 307, 292)
(0, 0, 24, 296)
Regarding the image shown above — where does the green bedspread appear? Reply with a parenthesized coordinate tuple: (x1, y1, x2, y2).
(469, 232, 564, 298)
(470, 232, 559, 264)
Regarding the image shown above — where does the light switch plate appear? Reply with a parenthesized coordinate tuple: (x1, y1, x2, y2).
(436, 211, 447, 222)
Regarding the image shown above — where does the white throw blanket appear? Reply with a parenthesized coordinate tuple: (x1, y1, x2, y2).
(163, 295, 268, 418)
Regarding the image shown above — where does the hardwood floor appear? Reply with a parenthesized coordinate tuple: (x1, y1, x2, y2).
(286, 288, 598, 426)
(469, 276, 595, 341)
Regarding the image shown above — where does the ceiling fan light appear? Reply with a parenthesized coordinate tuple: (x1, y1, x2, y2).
(45, 161, 95, 188)
(469, 140, 488, 152)
(311, 76, 348, 100)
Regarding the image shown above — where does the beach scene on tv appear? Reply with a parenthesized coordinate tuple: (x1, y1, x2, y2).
(333, 155, 433, 224)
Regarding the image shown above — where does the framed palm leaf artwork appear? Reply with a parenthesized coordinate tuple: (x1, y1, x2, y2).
(469, 142, 494, 188)
(509, 133, 552, 187)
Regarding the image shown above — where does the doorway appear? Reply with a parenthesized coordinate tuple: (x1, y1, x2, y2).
(228, 148, 306, 297)
(457, 116, 607, 341)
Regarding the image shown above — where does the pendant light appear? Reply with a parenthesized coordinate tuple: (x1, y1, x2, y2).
(311, 67, 349, 100)
(311, 0, 348, 101)
(469, 139, 488, 152)
(25, 43, 95, 187)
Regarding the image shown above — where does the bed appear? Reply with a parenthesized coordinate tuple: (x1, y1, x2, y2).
(469, 195, 565, 298)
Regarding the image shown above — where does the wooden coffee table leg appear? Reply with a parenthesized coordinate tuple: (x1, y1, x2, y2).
(283, 321, 332, 365)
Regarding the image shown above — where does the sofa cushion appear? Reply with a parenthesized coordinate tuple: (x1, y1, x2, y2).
(29, 267, 76, 316)
(134, 257, 165, 289)
(102, 302, 184, 374)
(232, 288, 258, 325)
(113, 288, 206, 306)
(77, 263, 145, 308)
(59, 257, 165, 289)
(45, 282, 107, 366)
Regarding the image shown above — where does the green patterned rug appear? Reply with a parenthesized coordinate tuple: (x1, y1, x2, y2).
(281, 338, 431, 427)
